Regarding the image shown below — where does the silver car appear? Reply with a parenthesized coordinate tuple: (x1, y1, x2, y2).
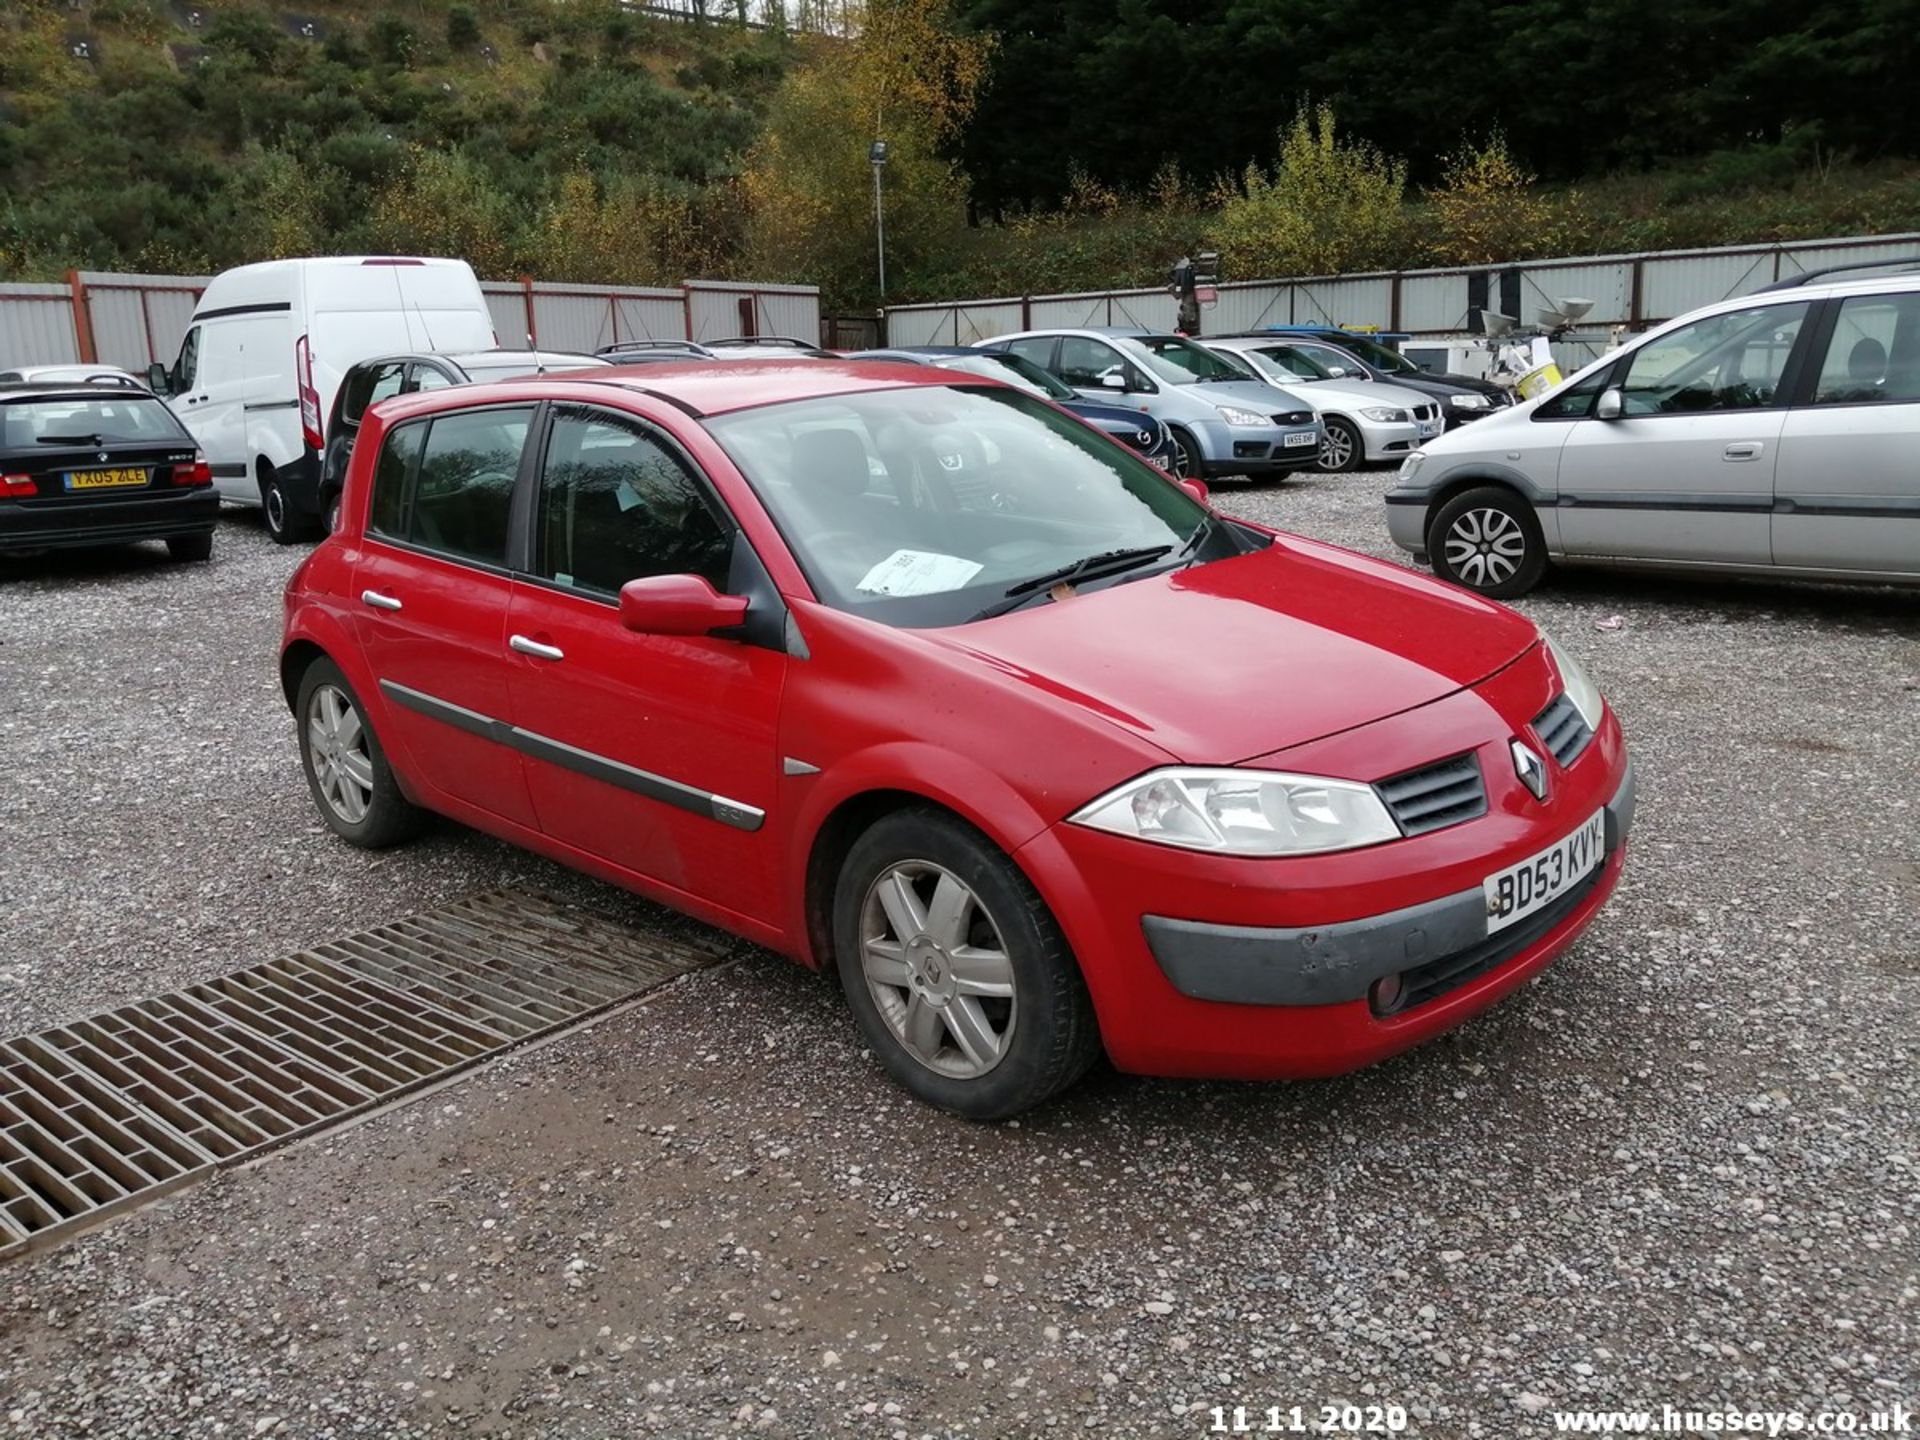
(975, 327, 1321, 482)
(1201, 336, 1445, 472)
(1385, 269, 1920, 596)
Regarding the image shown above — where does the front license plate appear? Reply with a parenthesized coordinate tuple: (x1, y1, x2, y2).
(1147, 454, 1169, 470)
(1483, 809, 1605, 934)
(1283, 431, 1317, 448)
(65, 467, 148, 491)
(1417, 420, 1441, 438)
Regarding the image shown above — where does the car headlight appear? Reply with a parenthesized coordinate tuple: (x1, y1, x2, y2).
(1448, 393, 1490, 410)
(1214, 405, 1269, 427)
(1070, 767, 1401, 856)
(1398, 451, 1426, 481)
(1544, 634, 1605, 729)
(1361, 407, 1408, 423)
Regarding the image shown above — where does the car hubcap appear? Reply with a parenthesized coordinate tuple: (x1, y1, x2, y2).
(1175, 435, 1199, 479)
(306, 684, 374, 824)
(1319, 426, 1353, 470)
(1444, 508, 1528, 586)
(859, 861, 1016, 1080)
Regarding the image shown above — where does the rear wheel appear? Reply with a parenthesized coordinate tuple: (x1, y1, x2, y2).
(295, 658, 425, 849)
(832, 808, 1100, 1120)
(323, 489, 342, 535)
(1427, 485, 1547, 598)
(167, 532, 213, 563)
(1316, 417, 1361, 473)
(260, 465, 314, 545)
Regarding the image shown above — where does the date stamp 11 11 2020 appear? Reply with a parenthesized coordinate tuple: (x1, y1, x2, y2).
(1208, 1404, 1411, 1435)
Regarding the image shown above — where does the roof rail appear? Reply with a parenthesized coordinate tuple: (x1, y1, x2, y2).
(1754, 256, 1920, 292)
(596, 339, 714, 357)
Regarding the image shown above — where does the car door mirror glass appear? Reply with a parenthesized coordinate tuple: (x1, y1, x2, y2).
(1100, 372, 1126, 390)
(619, 575, 750, 636)
(1595, 387, 1624, 420)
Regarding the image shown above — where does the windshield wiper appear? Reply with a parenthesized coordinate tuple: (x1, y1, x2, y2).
(36, 433, 106, 445)
(968, 545, 1172, 621)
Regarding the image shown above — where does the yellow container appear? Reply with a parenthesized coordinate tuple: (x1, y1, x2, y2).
(1516, 361, 1563, 400)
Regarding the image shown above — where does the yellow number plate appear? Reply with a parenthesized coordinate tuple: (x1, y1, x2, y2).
(65, 467, 148, 491)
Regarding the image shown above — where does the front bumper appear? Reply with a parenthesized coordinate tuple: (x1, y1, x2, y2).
(1357, 417, 1443, 463)
(1014, 659, 1632, 1080)
(1384, 490, 1430, 556)
(1192, 416, 1323, 476)
(0, 487, 220, 552)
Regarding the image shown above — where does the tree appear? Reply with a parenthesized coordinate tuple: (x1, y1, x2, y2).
(1427, 132, 1554, 264)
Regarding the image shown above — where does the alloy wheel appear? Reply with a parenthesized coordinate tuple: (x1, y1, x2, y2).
(1443, 507, 1529, 588)
(858, 860, 1017, 1079)
(1318, 423, 1355, 471)
(306, 683, 374, 825)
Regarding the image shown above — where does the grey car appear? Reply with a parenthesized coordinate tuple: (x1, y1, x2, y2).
(975, 327, 1321, 481)
(1200, 336, 1445, 472)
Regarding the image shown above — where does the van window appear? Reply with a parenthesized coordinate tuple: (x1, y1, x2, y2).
(535, 409, 733, 597)
(378, 406, 533, 567)
(1810, 294, 1920, 405)
(173, 327, 201, 392)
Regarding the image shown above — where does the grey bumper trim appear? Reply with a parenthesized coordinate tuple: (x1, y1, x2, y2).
(1142, 760, 1637, 1007)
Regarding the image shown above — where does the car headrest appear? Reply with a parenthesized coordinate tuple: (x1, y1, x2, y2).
(793, 427, 870, 498)
(1847, 336, 1888, 385)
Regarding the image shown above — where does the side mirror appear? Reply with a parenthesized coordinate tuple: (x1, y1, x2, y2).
(1178, 477, 1210, 505)
(1594, 387, 1625, 420)
(1099, 372, 1127, 390)
(146, 362, 170, 395)
(619, 574, 750, 637)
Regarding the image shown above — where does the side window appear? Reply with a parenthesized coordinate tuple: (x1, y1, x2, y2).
(407, 406, 533, 567)
(367, 420, 426, 540)
(1810, 293, 1920, 405)
(1005, 336, 1057, 371)
(536, 409, 733, 597)
(1057, 337, 1123, 388)
(1255, 345, 1318, 380)
(1534, 366, 1612, 420)
(1616, 302, 1809, 415)
(173, 326, 200, 392)
(411, 364, 454, 393)
(343, 362, 406, 426)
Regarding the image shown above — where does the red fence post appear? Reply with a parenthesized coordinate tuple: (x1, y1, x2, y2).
(66, 270, 98, 364)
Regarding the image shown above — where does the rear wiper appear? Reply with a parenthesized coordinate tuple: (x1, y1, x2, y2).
(36, 433, 105, 445)
(968, 545, 1172, 621)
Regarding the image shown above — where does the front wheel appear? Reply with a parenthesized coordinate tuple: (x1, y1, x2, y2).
(1167, 427, 1203, 482)
(1316, 417, 1361, 473)
(832, 808, 1101, 1120)
(295, 658, 426, 848)
(1427, 485, 1548, 598)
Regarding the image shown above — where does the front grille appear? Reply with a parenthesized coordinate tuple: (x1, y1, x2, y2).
(1375, 753, 1487, 836)
(1272, 410, 1315, 426)
(1533, 693, 1593, 768)
(1412, 403, 1437, 421)
(1382, 866, 1604, 1014)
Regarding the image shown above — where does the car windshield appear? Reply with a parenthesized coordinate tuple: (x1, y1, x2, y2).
(929, 351, 1074, 401)
(1331, 335, 1421, 375)
(1125, 336, 1251, 384)
(705, 386, 1213, 629)
(1, 394, 184, 447)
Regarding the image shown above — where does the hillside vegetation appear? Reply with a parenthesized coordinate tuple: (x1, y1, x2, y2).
(3, 0, 1917, 311)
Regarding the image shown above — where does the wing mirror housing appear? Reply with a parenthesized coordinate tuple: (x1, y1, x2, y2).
(145, 362, 170, 395)
(1595, 387, 1625, 420)
(618, 575, 750, 637)
(1178, 477, 1210, 505)
(1100, 372, 1127, 390)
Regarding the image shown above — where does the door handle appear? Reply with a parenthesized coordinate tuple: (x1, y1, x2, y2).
(1723, 442, 1764, 461)
(360, 589, 403, 612)
(509, 634, 564, 662)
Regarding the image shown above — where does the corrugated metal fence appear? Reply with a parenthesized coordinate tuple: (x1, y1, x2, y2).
(881, 232, 1920, 367)
(0, 270, 822, 371)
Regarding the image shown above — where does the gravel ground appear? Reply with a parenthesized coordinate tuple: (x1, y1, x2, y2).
(2, 482, 1917, 1438)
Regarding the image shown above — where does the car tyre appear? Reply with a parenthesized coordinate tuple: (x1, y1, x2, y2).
(1316, 417, 1361, 473)
(323, 489, 342, 536)
(1427, 484, 1547, 598)
(260, 468, 314, 545)
(832, 807, 1101, 1120)
(167, 532, 213, 563)
(295, 657, 426, 849)
(1166, 427, 1204, 482)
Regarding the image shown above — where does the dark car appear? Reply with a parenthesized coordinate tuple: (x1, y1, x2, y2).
(0, 382, 217, 562)
(317, 350, 606, 534)
(852, 347, 1177, 467)
(1225, 327, 1514, 425)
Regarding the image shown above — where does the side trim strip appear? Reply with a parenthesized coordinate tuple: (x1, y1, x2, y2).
(243, 399, 299, 413)
(194, 301, 293, 322)
(1557, 491, 1772, 514)
(209, 462, 249, 478)
(1774, 495, 1920, 519)
(378, 680, 765, 832)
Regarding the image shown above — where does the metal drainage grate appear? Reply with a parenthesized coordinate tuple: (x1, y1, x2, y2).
(0, 889, 721, 1262)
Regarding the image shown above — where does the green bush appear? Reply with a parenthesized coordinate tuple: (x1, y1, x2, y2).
(447, 7, 482, 51)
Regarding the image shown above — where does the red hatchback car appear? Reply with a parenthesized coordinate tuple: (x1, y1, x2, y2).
(281, 360, 1634, 1118)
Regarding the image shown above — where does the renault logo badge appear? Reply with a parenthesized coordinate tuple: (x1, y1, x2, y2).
(1510, 739, 1549, 801)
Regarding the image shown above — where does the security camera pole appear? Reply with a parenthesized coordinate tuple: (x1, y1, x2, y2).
(870, 139, 890, 300)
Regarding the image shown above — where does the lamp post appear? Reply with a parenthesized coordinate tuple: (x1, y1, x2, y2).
(869, 138, 890, 300)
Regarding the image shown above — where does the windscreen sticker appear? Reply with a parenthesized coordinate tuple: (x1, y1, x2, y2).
(856, 549, 984, 597)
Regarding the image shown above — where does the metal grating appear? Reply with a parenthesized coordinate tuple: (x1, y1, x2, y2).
(1533, 693, 1595, 768)
(1375, 752, 1488, 836)
(0, 890, 721, 1262)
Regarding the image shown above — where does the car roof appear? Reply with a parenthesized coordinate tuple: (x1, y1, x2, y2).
(0, 381, 165, 400)
(365, 358, 990, 423)
(351, 349, 603, 369)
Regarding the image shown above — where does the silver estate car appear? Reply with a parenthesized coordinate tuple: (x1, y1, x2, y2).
(1386, 269, 1920, 597)
(976, 327, 1321, 482)
(1201, 336, 1445, 472)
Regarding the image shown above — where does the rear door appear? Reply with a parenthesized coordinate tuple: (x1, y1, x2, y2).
(351, 402, 540, 827)
(1772, 290, 1920, 575)
(1554, 300, 1811, 563)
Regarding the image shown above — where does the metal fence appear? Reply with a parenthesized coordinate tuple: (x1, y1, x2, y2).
(0, 270, 823, 371)
(880, 232, 1920, 369)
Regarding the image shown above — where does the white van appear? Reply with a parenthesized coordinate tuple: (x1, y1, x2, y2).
(149, 257, 496, 541)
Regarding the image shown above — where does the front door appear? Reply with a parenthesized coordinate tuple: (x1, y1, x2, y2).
(1555, 300, 1811, 564)
(1773, 291, 1920, 576)
(502, 404, 787, 928)
(351, 402, 541, 828)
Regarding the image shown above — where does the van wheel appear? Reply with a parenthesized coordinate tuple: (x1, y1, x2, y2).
(260, 468, 314, 545)
(1428, 485, 1547, 598)
(167, 532, 213, 563)
(832, 808, 1101, 1120)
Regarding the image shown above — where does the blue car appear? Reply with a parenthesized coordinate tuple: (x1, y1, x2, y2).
(850, 347, 1176, 469)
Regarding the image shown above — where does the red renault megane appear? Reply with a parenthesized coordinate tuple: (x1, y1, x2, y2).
(281, 360, 1633, 1118)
